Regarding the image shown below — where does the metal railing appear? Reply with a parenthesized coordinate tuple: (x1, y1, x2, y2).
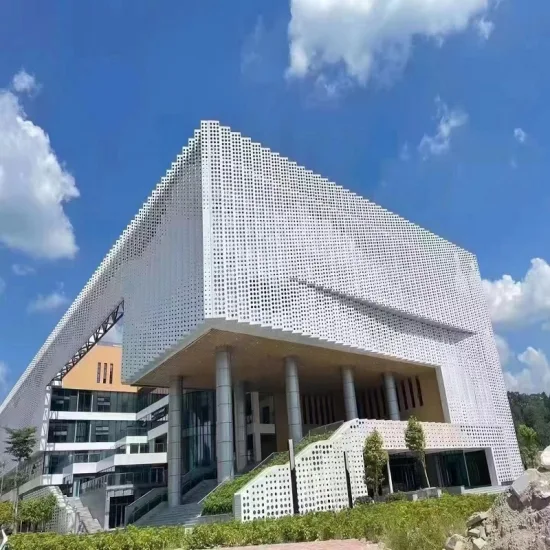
(306, 420, 345, 438)
(124, 487, 167, 526)
(80, 469, 167, 495)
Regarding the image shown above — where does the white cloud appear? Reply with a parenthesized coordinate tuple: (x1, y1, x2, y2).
(27, 290, 69, 313)
(514, 127, 527, 144)
(11, 69, 37, 94)
(0, 361, 8, 397)
(418, 97, 468, 158)
(0, 277, 5, 296)
(474, 17, 494, 40)
(504, 347, 550, 394)
(482, 258, 550, 326)
(0, 72, 79, 260)
(495, 334, 511, 366)
(102, 323, 123, 345)
(399, 143, 411, 161)
(287, 0, 490, 86)
(11, 264, 35, 276)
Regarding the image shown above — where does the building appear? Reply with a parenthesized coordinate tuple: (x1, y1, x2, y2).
(0, 121, 523, 529)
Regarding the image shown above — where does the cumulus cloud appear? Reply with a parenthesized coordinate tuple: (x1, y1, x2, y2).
(474, 17, 494, 40)
(0, 361, 8, 398)
(27, 289, 69, 313)
(102, 322, 123, 345)
(418, 97, 468, 158)
(495, 334, 511, 366)
(504, 347, 550, 394)
(482, 258, 550, 326)
(11, 69, 37, 94)
(287, 0, 491, 86)
(0, 72, 79, 260)
(514, 127, 527, 144)
(11, 264, 35, 276)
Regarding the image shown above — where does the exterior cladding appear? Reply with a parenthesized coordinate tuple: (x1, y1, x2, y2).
(0, 120, 522, 483)
(200, 121, 522, 483)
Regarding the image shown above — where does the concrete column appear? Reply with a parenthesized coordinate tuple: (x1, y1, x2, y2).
(342, 367, 359, 420)
(383, 373, 400, 421)
(233, 380, 247, 472)
(216, 348, 234, 482)
(387, 459, 394, 494)
(168, 376, 183, 508)
(251, 391, 262, 462)
(285, 357, 303, 443)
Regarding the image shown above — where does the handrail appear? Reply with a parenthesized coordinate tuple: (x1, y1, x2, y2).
(124, 487, 167, 526)
(81, 469, 167, 495)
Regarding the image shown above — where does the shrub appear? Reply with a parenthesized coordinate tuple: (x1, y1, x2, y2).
(202, 432, 336, 515)
(385, 491, 408, 502)
(8, 494, 496, 550)
(363, 430, 387, 496)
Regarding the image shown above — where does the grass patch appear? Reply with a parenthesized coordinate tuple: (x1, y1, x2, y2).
(8, 494, 496, 550)
(202, 432, 335, 516)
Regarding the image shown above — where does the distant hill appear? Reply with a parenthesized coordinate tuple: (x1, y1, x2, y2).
(508, 391, 550, 448)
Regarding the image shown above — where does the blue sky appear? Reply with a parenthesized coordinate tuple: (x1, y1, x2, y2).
(1, 0, 550, 396)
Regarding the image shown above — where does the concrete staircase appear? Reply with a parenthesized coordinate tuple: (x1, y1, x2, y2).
(134, 479, 226, 527)
(67, 497, 103, 533)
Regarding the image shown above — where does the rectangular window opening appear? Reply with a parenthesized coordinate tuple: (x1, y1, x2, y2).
(103, 363, 107, 384)
(97, 363, 101, 383)
(109, 364, 114, 385)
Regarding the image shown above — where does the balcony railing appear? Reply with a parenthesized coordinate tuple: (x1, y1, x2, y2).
(80, 468, 167, 495)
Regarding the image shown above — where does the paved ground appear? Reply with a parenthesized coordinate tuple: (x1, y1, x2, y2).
(218, 541, 380, 550)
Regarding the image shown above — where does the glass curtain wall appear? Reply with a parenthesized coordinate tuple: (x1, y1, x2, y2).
(181, 391, 216, 475)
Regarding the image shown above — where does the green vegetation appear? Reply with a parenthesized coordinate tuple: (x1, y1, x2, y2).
(4, 426, 37, 531)
(508, 391, 550, 448)
(363, 430, 387, 497)
(517, 423, 540, 469)
(404, 416, 428, 487)
(202, 432, 336, 515)
(0, 495, 55, 532)
(9, 494, 495, 550)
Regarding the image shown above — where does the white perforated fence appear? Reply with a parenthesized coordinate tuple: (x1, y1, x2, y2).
(20, 486, 78, 534)
(234, 419, 512, 522)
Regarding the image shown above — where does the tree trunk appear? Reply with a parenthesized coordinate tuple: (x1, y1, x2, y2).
(13, 461, 19, 534)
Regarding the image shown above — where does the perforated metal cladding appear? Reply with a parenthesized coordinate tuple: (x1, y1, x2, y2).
(201, 121, 520, 477)
(0, 134, 204, 458)
(235, 419, 523, 522)
(0, 121, 520, 484)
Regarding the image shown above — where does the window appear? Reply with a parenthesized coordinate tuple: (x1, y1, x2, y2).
(261, 406, 271, 424)
(78, 391, 92, 412)
(401, 381, 409, 410)
(94, 422, 110, 442)
(97, 394, 111, 413)
(139, 443, 148, 454)
(103, 363, 107, 384)
(109, 364, 114, 384)
(130, 444, 139, 454)
(75, 421, 90, 443)
(408, 378, 416, 409)
(416, 377, 424, 407)
(97, 363, 101, 383)
(48, 422, 69, 443)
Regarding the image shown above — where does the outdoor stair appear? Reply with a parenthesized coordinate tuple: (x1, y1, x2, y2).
(135, 479, 226, 527)
(67, 497, 103, 533)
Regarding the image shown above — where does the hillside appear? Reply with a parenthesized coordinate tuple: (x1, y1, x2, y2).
(508, 391, 550, 448)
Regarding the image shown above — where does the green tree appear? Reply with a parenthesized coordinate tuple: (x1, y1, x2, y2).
(0, 501, 14, 529)
(405, 416, 429, 488)
(4, 426, 36, 532)
(363, 430, 388, 498)
(517, 424, 539, 469)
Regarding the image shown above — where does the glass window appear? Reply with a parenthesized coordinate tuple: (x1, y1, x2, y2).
(130, 444, 139, 454)
(75, 421, 90, 443)
(139, 443, 148, 454)
(48, 421, 69, 443)
(97, 394, 111, 413)
(109, 364, 114, 384)
(103, 363, 107, 384)
(97, 363, 101, 383)
(93, 422, 110, 442)
(78, 391, 92, 412)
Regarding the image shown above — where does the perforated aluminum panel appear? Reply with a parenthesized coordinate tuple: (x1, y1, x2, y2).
(235, 419, 521, 522)
(0, 122, 520, 486)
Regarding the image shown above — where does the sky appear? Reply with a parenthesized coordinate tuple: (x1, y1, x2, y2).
(1, 0, 550, 398)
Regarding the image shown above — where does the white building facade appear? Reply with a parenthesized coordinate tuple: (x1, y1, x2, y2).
(0, 121, 522, 523)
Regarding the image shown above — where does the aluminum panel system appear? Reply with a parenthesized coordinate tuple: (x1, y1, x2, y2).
(0, 121, 521, 482)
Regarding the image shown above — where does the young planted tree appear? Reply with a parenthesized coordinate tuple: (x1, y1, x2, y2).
(363, 430, 388, 498)
(517, 424, 540, 469)
(4, 427, 37, 532)
(405, 416, 429, 488)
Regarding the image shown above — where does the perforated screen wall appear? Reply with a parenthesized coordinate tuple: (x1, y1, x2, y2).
(0, 121, 520, 482)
